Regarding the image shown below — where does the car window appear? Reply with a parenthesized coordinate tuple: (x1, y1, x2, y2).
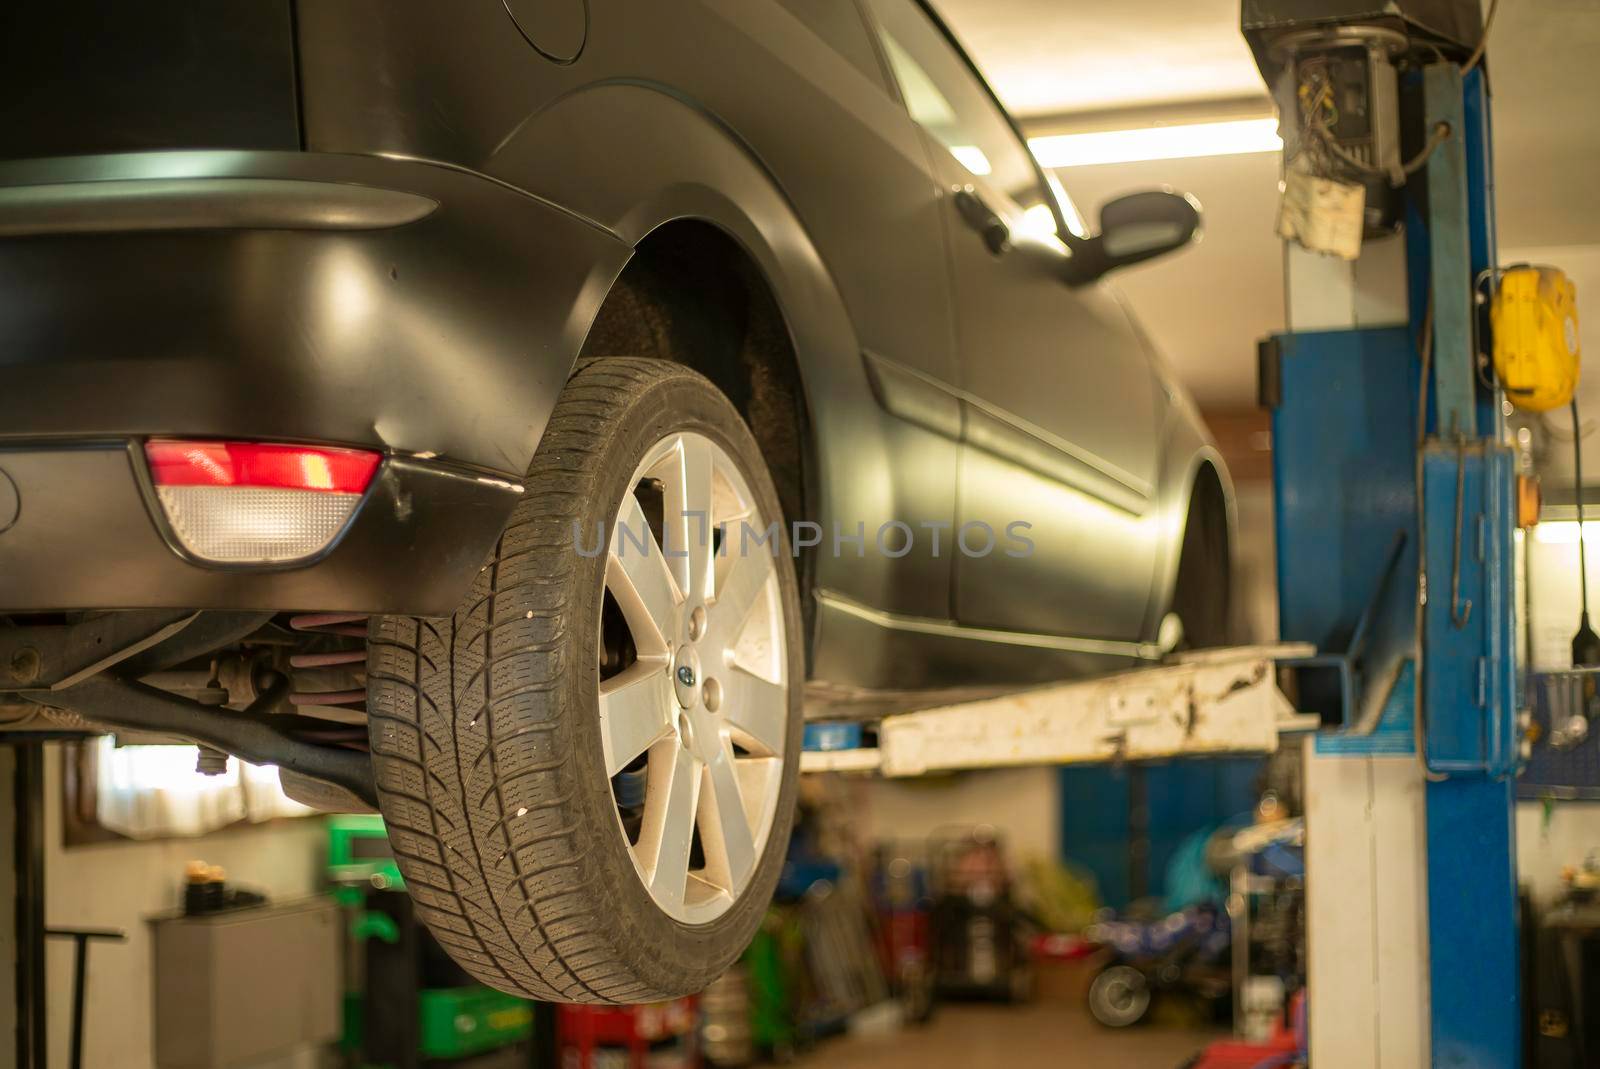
(863, 0, 1086, 240)
(773, 0, 890, 89)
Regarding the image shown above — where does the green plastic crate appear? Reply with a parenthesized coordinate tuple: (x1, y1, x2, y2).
(418, 987, 535, 1059)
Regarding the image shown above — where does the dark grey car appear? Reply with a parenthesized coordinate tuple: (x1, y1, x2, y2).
(0, 0, 1228, 1000)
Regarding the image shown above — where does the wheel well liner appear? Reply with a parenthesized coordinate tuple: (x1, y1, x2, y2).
(1173, 458, 1233, 642)
(1188, 461, 1229, 555)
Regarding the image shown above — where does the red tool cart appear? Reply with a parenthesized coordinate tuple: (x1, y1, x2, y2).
(556, 997, 698, 1069)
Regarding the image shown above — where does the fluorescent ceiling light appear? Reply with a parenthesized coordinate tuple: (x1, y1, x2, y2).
(1029, 118, 1282, 168)
(1534, 521, 1593, 545)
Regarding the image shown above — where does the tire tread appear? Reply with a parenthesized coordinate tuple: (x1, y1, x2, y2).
(369, 358, 716, 1004)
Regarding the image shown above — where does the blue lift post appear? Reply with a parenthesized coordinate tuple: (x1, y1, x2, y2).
(1273, 63, 1521, 1067)
(1418, 63, 1521, 1069)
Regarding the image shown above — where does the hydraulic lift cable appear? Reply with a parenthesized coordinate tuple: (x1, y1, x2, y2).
(1572, 399, 1600, 665)
(1461, 0, 1502, 75)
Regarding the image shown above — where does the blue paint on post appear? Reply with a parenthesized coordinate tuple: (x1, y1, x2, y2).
(1426, 774, 1520, 1069)
(1272, 327, 1420, 736)
(1314, 660, 1416, 756)
(1425, 62, 1476, 440)
(1420, 67, 1522, 1069)
(1421, 445, 1519, 777)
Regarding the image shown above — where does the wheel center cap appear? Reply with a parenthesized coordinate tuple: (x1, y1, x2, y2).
(672, 646, 702, 709)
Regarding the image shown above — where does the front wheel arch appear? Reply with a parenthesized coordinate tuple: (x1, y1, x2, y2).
(1168, 461, 1233, 650)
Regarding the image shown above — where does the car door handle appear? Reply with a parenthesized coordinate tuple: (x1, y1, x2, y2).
(953, 187, 1010, 255)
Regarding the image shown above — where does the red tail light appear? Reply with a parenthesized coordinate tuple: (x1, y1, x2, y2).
(145, 441, 380, 493)
(143, 440, 381, 565)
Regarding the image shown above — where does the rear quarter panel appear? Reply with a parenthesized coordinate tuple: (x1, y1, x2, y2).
(298, 0, 965, 636)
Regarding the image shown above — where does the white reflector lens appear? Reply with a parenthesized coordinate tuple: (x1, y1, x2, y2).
(155, 486, 364, 564)
(143, 441, 381, 565)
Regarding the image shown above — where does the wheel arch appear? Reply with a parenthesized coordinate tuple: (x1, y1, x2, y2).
(578, 218, 821, 629)
(1146, 433, 1237, 643)
(506, 84, 873, 646)
(489, 81, 866, 393)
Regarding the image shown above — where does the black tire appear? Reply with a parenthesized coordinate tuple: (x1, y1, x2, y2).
(367, 358, 804, 1003)
(1170, 474, 1231, 650)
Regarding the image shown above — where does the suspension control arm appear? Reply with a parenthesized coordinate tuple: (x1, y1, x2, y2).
(35, 675, 376, 808)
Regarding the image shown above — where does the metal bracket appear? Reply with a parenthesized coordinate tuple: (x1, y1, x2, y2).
(0, 611, 197, 691)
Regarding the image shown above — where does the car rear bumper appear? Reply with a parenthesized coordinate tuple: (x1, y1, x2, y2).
(0, 441, 521, 614)
(0, 150, 630, 614)
(0, 149, 628, 479)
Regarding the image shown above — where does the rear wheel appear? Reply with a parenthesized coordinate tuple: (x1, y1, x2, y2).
(367, 358, 803, 1002)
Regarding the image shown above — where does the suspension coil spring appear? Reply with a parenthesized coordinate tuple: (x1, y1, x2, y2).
(287, 613, 369, 707)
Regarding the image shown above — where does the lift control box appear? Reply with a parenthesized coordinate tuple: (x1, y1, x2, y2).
(1243, 0, 1484, 78)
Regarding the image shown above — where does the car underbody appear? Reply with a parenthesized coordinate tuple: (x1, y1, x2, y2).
(1, 611, 377, 810)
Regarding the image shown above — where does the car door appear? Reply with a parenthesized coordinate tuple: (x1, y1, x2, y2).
(863, 0, 1167, 643)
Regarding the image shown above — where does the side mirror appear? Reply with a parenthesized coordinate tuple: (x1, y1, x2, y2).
(1066, 190, 1201, 284)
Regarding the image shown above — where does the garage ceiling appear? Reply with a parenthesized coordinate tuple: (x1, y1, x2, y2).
(931, 0, 1600, 408)
(931, 0, 1263, 116)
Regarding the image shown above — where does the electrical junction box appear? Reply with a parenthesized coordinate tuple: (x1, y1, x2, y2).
(1242, 0, 1481, 237)
(1243, 0, 1485, 83)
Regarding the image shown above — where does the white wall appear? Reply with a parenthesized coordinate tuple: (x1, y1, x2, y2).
(41, 744, 328, 1069)
(858, 767, 1061, 865)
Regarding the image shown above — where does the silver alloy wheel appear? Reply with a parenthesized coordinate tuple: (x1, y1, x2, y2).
(598, 430, 789, 925)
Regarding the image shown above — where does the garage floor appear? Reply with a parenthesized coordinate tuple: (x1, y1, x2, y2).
(812, 1003, 1221, 1068)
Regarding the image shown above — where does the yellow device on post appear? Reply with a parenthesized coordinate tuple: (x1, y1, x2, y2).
(1496, 265, 1600, 665)
(1491, 265, 1580, 412)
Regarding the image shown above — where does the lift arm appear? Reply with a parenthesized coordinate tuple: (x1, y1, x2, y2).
(803, 644, 1316, 776)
